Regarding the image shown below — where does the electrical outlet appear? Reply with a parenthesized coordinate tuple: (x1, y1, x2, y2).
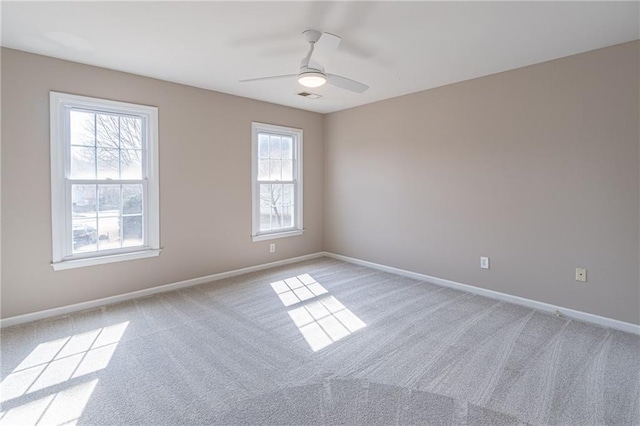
(480, 256, 490, 269)
(575, 267, 587, 282)
(269, 243, 276, 253)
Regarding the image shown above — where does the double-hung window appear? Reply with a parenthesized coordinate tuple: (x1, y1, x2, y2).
(50, 92, 160, 270)
(251, 122, 303, 241)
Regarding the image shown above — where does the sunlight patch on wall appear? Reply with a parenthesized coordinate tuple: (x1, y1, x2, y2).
(0, 321, 128, 425)
(271, 274, 366, 352)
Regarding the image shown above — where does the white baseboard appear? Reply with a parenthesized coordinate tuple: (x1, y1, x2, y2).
(0, 252, 325, 328)
(322, 252, 640, 336)
(4, 250, 638, 336)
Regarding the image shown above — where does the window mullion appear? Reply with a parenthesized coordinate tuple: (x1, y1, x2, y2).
(117, 116, 122, 179)
(257, 180, 295, 184)
(119, 184, 124, 249)
(68, 179, 144, 185)
(142, 179, 148, 246)
(93, 113, 97, 179)
(65, 179, 73, 257)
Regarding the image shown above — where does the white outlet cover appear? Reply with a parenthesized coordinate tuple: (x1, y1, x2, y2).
(480, 257, 489, 269)
(480, 257, 490, 269)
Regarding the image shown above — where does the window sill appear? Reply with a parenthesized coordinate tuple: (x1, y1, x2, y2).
(52, 249, 161, 271)
(252, 229, 304, 242)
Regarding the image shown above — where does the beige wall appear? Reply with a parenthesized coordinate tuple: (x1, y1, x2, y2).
(3, 42, 639, 325)
(1, 48, 324, 318)
(324, 41, 640, 324)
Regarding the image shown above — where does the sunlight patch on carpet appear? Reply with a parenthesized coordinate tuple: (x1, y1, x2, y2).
(271, 274, 366, 351)
(0, 321, 128, 425)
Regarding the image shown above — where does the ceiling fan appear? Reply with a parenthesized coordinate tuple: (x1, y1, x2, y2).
(240, 30, 369, 94)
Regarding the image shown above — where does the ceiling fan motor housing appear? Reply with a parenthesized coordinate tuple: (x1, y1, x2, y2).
(302, 29, 322, 44)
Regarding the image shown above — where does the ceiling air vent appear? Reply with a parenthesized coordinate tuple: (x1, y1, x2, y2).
(297, 92, 322, 99)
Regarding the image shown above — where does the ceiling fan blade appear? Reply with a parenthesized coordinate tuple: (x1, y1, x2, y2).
(240, 74, 297, 83)
(326, 73, 369, 93)
(309, 32, 341, 69)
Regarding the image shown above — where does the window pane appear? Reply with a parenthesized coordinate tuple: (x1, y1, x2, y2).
(282, 160, 293, 181)
(71, 147, 96, 179)
(120, 117, 142, 150)
(123, 216, 143, 247)
(260, 184, 283, 207)
(281, 137, 292, 159)
(97, 148, 120, 179)
(259, 206, 271, 231)
(282, 206, 293, 228)
(270, 205, 283, 229)
(269, 159, 282, 181)
(272, 184, 283, 206)
(269, 136, 281, 159)
(123, 185, 143, 214)
(258, 134, 269, 159)
(121, 149, 142, 179)
(97, 217, 120, 251)
(283, 184, 294, 206)
(70, 111, 95, 146)
(98, 185, 120, 217)
(259, 183, 288, 231)
(72, 218, 97, 253)
(72, 185, 97, 218)
(258, 159, 269, 181)
(259, 184, 271, 208)
(96, 114, 120, 148)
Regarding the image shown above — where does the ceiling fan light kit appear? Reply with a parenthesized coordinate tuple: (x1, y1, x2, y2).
(298, 71, 326, 88)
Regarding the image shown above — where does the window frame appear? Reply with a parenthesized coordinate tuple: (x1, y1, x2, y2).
(251, 122, 304, 242)
(50, 92, 160, 270)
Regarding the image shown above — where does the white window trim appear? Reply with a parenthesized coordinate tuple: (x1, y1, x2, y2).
(251, 122, 304, 242)
(50, 92, 160, 270)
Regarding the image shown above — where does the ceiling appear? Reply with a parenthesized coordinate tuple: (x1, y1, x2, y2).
(2, 1, 638, 114)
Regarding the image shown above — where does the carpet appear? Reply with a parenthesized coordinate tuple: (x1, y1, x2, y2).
(1, 257, 638, 425)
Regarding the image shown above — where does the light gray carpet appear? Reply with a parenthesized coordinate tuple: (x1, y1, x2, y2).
(1, 257, 639, 425)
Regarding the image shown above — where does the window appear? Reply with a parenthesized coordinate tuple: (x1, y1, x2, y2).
(50, 92, 160, 270)
(251, 122, 303, 241)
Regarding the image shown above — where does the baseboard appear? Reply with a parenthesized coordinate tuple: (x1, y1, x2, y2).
(322, 252, 640, 336)
(0, 252, 325, 328)
(5, 250, 638, 335)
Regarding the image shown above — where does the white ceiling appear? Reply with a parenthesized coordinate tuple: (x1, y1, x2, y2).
(2, 1, 638, 114)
